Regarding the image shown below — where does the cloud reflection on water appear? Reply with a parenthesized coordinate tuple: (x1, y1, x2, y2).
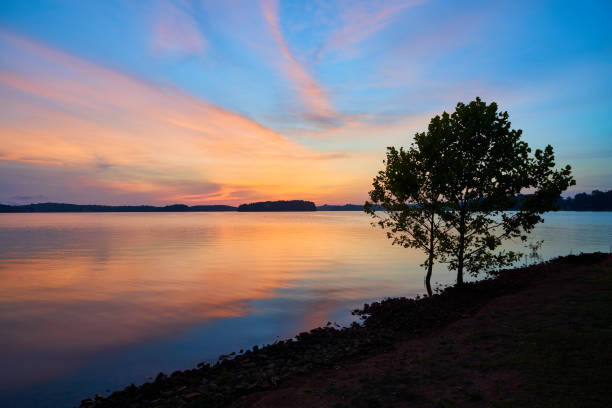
(0, 212, 420, 392)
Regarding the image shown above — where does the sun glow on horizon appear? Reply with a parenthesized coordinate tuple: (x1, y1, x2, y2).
(0, 1, 610, 205)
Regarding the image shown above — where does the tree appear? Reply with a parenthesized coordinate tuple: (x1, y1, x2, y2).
(364, 129, 448, 296)
(432, 98, 574, 284)
(366, 97, 575, 292)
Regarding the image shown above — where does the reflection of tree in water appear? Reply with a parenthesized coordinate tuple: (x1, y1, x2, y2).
(524, 240, 544, 265)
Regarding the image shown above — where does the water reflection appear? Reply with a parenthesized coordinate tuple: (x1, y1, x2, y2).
(0, 213, 422, 402)
(0, 212, 610, 407)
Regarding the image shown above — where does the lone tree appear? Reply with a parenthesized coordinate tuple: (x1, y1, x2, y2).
(366, 97, 574, 293)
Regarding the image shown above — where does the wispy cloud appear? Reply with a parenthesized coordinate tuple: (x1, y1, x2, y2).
(261, 0, 340, 126)
(151, 0, 206, 56)
(0, 30, 359, 205)
(314, 0, 425, 62)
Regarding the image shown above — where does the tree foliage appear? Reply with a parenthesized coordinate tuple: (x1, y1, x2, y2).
(364, 132, 447, 296)
(366, 98, 575, 292)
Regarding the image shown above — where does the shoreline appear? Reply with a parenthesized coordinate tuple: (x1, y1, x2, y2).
(3, 209, 612, 214)
(79, 252, 612, 407)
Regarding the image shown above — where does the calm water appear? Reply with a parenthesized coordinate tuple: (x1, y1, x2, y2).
(0, 211, 611, 407)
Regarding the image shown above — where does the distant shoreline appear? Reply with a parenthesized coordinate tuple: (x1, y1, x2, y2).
(2, 191, 612, 213)
(2, 203, 612, 213)
(0, 201, 367, 213)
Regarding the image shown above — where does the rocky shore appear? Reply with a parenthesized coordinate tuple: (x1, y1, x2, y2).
(79, 252, 612, 408)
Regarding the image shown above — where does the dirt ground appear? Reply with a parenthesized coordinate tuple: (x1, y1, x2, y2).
(238, 255, 612, 408)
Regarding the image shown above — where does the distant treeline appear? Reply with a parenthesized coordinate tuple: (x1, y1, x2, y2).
(318, 192, 612, 211)
(556, 190, 612, 211)
(0, 200, 318, 213)
(0, 203, 237, 213)
(317, 204, 364, 211)
(238, 200, 316, 212)
(1, 191, 610, 213)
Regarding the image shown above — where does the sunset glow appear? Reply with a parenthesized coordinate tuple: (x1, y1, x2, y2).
(1, 0, 611, 205)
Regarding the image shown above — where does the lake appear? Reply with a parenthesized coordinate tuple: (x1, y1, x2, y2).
(1, 211, 611, 407)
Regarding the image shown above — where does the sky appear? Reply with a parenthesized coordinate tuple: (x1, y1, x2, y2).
(0, 0, 610, 206)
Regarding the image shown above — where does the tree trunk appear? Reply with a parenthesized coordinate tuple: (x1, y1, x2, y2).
(457, 253, 464, 286)
(425, 212, 435, 297)
(425, 262, 433, 297)
(457, 208, 466, 286)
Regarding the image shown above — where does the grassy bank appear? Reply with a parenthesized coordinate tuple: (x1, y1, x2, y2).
(80, 253, 612, 408)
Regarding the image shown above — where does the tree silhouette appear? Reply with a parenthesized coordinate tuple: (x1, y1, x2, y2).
(366, 98, 575, 293)
(365, 130, 447, 296)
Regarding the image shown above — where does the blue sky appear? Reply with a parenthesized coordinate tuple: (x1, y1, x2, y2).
(0, 0, 610, 205)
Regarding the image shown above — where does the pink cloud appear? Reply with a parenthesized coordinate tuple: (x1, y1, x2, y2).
(315, 0, 425, 62)
(151, 0, 206, 56)
(0, 30, 366, 205)
(261, 0, 340, 126)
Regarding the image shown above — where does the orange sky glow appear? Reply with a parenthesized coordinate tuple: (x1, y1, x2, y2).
(1, 0, 610, 205)
(0, 30, 379, 205)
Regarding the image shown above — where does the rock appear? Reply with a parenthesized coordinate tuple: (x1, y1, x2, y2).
(80, 398, 95, 407)
(184, 392, 200, 399)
